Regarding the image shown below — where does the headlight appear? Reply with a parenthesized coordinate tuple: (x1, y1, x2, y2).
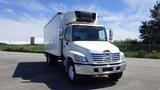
(121, 54, 125, 60)
(74, 54, 88, 62)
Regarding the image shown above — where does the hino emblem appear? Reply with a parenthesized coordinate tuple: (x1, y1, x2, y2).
(103, 50, 111, 62)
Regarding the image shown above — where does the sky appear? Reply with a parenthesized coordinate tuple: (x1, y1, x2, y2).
(0, 0, 159, 43)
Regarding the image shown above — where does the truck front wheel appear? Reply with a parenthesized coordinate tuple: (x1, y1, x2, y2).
(108, 72, 123, 80)
(67, 61, 80, 84)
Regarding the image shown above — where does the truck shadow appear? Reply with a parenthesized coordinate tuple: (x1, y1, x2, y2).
(12, 61, 118, 90)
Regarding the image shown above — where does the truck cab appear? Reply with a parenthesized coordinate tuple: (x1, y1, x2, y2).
(63, 24, 126, 82)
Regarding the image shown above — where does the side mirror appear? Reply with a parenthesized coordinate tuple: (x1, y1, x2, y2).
(109, 29, 113, 41)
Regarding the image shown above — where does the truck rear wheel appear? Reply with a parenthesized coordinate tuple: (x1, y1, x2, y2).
(47, 54, 52, 65)
(108, 72, 123, 80)
(46, 54, 57, 65)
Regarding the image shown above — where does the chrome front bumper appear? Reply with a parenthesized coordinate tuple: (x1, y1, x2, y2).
(74, 61, 127, 75)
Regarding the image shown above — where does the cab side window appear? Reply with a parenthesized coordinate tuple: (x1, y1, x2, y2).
(64, 28, 71, 41)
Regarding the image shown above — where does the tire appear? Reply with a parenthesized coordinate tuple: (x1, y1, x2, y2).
(67, 61, 80, 84)
(46, 54, 57, 65)
(108, 72, 123, 80)
(47, 54, 52, 65)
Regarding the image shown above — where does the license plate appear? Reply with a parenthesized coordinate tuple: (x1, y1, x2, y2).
(103, 67, 113, 72)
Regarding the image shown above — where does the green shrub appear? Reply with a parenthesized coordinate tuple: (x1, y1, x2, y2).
(0, 43, 7, 45)
(144, 52, 160, 59)
(0, 44, 43, 53)
(124, 51, 160, 59)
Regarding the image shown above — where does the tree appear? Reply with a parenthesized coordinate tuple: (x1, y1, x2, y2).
(139, 1, 160, 44)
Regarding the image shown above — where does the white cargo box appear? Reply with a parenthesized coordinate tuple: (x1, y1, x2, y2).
(44, 13, 63, 56)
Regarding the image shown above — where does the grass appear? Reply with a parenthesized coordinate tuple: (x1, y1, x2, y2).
(124, 51, 160, 59)
(0, 43, 43, 53)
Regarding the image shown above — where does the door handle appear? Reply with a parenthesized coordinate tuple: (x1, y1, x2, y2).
(66, 42, 68, 45)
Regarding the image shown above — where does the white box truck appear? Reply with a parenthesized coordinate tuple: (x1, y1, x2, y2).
(44, 11, 126, 83)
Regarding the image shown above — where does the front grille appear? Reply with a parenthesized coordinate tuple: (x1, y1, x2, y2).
(111, 53, 120, 61)
(91, 53, 120, 62)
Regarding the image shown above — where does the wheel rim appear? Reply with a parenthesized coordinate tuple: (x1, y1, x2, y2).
(68, 65, 74, 80)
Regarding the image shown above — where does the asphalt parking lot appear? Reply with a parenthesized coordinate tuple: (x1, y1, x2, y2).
(0, 51, 160, 90)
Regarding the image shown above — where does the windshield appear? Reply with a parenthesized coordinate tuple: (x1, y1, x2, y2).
(72, 25, 107, 41)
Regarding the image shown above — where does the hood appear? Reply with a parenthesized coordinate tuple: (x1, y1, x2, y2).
(73, 41, 120, 53)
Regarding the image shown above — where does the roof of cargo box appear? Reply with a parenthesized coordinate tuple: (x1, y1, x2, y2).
(44, 12, 64, 28)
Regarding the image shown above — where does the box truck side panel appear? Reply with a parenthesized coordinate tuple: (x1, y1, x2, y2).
(44, 14, 63, 56)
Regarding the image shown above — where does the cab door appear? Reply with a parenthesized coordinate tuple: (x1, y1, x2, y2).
(63, 27, 72, 58)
